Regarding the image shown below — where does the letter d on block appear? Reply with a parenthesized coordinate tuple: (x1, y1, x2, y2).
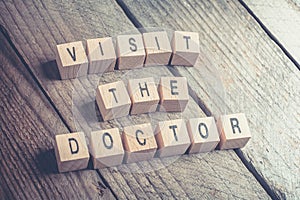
(54, 132, 90, 173)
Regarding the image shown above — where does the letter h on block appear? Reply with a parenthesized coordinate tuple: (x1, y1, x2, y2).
(54, 132, 90, 173)
(96, 81, 131, 121)
(217, 113, 251, 150)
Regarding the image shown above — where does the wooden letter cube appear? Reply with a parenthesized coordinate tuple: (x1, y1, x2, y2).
(155, 119, 191, 158)
(55, 41, 88, 79)
(217, 113, 251, 150)
(186, 117, 220, 153)
(122, 123, 157, 163)
(143, 31, 172, 66)
(158, 77, 189, 112)
(127, 77, 159, 115)
(116, 34, 146, 70)
(54, 132, 90, 173)
(96, 81, 131, 121)
(86, 37, 116, 74)
(90, 128, 124, 168)
(171, 31, 200, 66)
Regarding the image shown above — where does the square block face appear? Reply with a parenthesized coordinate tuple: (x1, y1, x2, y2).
(86, 37, 116, 74)
(143, 31, 172, 66)
(116, 34, 146, 70)
(96, 81, 131, 121)
(217, 113, 251, 150)
(158, 77, 189, 112)
(171, 31, 200, 66)
(127, 77, 160, 115)
(155, 119, 191, 158)
(186, 117, 220, 153)
(90, 128, 124, 168)
(54, 132, 90, 173)
(55, 41, 88, 79)
(122, 123, 157, 163)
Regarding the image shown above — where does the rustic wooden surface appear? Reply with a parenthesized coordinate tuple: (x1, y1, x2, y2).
(120, 0, 300, 199)
(0, 0, 298, 199)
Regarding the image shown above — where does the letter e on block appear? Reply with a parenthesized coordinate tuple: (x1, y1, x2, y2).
(96, 81, 131, 121)
(122, 123, 157, 163)
(55, 41, 88, 79)
(171, 31, 200, 66)
(217, 113, 251, 150)
(186, 117, 220, 153)
(155, 119, 191, 158)
(54, 132, 90, 173)
(90, 128, 124, 168)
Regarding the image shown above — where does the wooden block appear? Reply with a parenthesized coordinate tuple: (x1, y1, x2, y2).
(155, 119, 191, 158)
(186, 117, 220, 153)
(86, 37, 116, 74)
(217, 113, 251, 150)
(55, 41, 88, 79)
(96, 81, 131, 121)
(170, 31, 200, 66)
(122, 123, 157, 163)
(54, 132, 90, 173)
(127, 77, 159, 115)
(90, 128, 124, 168)
(116, 34, 146, 70)
(143, 31, 172, 66)
(158, 77, 189, 112)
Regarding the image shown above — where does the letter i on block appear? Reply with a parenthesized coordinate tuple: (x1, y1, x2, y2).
(155, 119, 191, 157)
(127, 77, 160, 115)
(96, 81, 131, 121)
(186, 117, 220, 153)
(90, 128, 124, 168)
(54, 132, 90, 173)
(122, 123, 157, 163)
(217, 113, 251, 150)
(171, 31, 200, 66)
(158, 77, 189, 112)
(116, 34, 146, 70)
(55, 41, 89, 79)
(86, 37, 116, 74)
(143, 31, 172, 66)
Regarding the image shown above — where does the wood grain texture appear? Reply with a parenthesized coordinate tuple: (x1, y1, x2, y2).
(120, 0, 300, 198)
(0, 31, 114, 199)
(0, 0, 269, 198)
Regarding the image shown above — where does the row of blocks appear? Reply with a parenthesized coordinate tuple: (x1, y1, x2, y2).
(96, 76, 189, 120)
(55, 31, 200, 79)
(54, 113, 251, 173)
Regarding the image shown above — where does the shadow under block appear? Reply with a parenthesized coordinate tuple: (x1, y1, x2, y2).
(122, 123, 157, 163)
(127, 77, 160, 115)
(217, 113, 251, 150)
(86, 37, 116, 74)
(186, 117, 220, 153)
(96, 81, 131, 121)
(155, 119, 191, 158)
(116, 34, 146, 70)
(170, 31, 200, 66)
(158, 76, 189, 112)
(54, 132, 90, 173)
(90, 128, 124, 168)
(143, 31, 172, 66)
(55, 41, 88, 79)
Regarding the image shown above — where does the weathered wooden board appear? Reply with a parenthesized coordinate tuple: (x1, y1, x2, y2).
(120, 0, 300, 199)
(0, 31, 114, 200)
(0, 0, 269, 199)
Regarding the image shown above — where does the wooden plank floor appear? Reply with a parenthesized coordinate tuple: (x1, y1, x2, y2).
(120, 0, 300, 199)
(0, 0, 298, 199)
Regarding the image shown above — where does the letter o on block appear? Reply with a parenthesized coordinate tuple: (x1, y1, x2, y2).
(54, 132, 90, 173)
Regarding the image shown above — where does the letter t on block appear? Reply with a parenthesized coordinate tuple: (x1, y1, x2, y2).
(217, 113, 251, 150)
(54, 132, 90, 173)
(55, 41, 89, 79)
